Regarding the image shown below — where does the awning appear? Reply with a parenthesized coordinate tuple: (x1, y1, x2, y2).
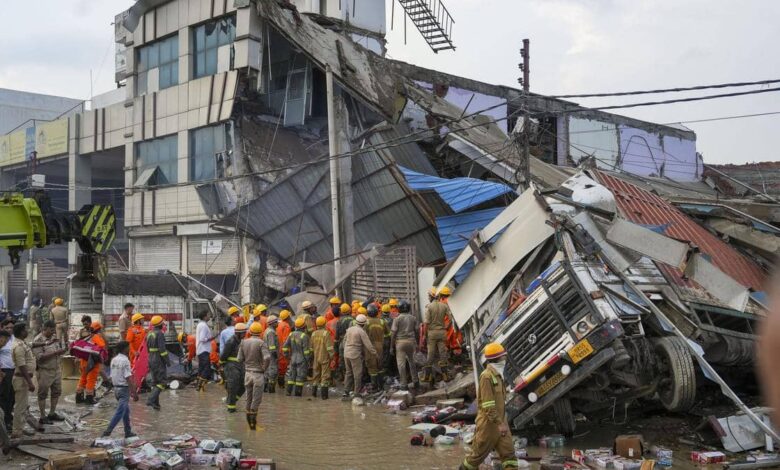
(401, 167, 513, 213)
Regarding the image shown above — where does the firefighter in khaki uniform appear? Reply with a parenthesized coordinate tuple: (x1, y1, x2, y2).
(32, 321, 66, 425)
(238, 322, 270, 430)
(460, 342, 518, 470)
(423, 287, 454, 383)
(50, 298, 70, 346)
(310, 316, 334, 399)
(365, 305, 390, 391)
(11, 323, 36, 439)
(263, 316, 279, 393)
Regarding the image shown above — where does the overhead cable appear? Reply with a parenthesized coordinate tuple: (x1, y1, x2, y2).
(551, 78, 780, 99)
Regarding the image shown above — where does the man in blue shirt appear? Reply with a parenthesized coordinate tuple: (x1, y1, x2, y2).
(219, 317, 235, 354)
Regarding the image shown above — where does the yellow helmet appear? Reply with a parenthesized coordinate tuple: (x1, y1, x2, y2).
(253, 304, 268, 316)
(340, 303, 351, 314)
(234, 322, 248, 333)
(294, 317, 306, 328)
(358, 306, 367, 315)
(316, 316, 327, 327)
(352, 300, 361, 306)
(228, 306, 240, 316)
(249, 322, 263, 335)
(178, 332, 186, 343)
(388, 298, 399, 307)
(484, 342, 507, 360)
(329, 296, 341, 304)
(438, 286, 452, 297)
(54, 298, 64, 306)
(131, 313, 144, 323)
(381, 304, 391, 313)
(151, 315, 164, 326)
(279, 310, 291, 320)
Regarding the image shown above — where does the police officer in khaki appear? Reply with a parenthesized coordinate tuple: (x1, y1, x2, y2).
(50, 298, 70, 346)
(423, 287, 453, 383)
(32, 320, 66, 426)
(11, 323, 36, 439)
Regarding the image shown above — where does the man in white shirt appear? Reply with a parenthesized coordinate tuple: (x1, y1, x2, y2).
(195, 310, 214, 391)
(102, 341, 137, 438)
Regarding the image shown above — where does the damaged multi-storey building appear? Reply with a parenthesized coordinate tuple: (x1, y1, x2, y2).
(0, 0, 777, 364)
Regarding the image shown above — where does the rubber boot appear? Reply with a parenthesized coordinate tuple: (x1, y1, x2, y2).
(286, 384, 293, 396)
(294, 385, 303, 397)
(84, 394, 96, 405)
(263, 382, 269, 393)
(321, 386, 329, 400)
(413, 381, 421, 390)
(267, 382, 276, 394)
(75, 391, 85, 404)
(312, 386, 318, 398)
(249, 413, 257, 431)
(245, 413, 252, 428)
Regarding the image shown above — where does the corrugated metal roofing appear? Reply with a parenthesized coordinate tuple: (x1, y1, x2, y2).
(593, 170, 767, 292)
(436, 207, 504, 282)
(401, 167, 513, 213)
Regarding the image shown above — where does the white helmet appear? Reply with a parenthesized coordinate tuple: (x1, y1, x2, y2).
(356, 314, 367, 325)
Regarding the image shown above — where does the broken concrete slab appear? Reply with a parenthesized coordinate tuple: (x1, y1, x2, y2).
(413, 373, 475, 406)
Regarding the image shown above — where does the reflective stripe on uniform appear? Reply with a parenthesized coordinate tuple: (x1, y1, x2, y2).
(149, 348, 159, 352)
(227, 404, 236, 410)
(156, 384, 165, 390)
(227, 357, 239, 362)
(481, 400, 496, 408)
(502, 460, 519, 468)
(160, 351, 168, 356)
(269, 346, 277, 350)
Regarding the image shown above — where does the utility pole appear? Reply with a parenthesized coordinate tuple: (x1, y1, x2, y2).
(518, 39, 531, 187)
(326, 65, 342, 297)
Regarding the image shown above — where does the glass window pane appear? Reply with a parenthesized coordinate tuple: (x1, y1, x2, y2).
(195, 52, 206, 78)
(160, 38, 171, 63)
(195, 25, 205, 51)
(170, 61, 179, 86)
(138, 47, 148, 72)
(170, 36, 179, 61)
(159, 65, 171, 89)
(137, 72, 148, 95)
(148, 43, 159, 67)
(205, 22, 218, 49)
(205, 50, 217, 76)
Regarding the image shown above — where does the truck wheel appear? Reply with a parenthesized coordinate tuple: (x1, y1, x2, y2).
(653, 337, 696, 412)
(552, 396, 576, 437)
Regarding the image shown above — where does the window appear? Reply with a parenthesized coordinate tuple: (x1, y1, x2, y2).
(192, 15, 236, 79)
(135, 135, 178, 186)
(137, 34, 179, 95)
(190, 124, 230, 182)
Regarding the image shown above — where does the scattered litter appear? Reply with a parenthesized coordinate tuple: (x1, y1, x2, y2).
(539, 434, 566, 448)
(650, 445, 673, 466)
(692, 450, 726, 464)
(434, 435, 455, 446)
(615, 434, 644, 459)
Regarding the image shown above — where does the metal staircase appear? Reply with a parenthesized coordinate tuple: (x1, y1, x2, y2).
(398, 0, 455, 52)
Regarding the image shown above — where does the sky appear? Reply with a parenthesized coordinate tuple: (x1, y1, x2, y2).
(1, 0, 779, 165)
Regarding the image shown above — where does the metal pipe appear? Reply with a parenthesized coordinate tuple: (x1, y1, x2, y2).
(704, 164, 779, 204)
(326, 66, 342, 298)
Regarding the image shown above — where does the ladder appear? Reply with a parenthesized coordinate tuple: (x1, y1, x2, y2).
(398, 0, 455, 52)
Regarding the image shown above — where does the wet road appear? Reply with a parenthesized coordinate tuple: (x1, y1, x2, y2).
(89, 384, 466, 469)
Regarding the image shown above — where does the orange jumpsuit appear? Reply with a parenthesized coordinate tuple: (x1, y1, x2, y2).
(277, 320, 292, 380)
(126, 325, 146, 366)
(186, 335, 196, 362)
(245, 315, 268, 338)
(209, 340, 220, 365)
(326, 317, 339, 371)
(77, 334, 106, 395)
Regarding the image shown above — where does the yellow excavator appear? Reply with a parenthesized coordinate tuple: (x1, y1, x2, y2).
(0, 190, 116, 281)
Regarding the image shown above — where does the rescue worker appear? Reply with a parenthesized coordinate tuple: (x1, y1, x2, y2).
(276, 310, 292, 387)
(423, 286, 454, 383)
(220, 322, 247, 412)
(78, 316, 92, 340)
(28, 299, 43, 338)
(117, 303, 134, 344)
(32, 321, 65, 425)
(342, 314, 376, 400)
(327, 304, 348, 380)
(388, 298, 400, 319)
(76, 322, 107, 405)
(145, 316, 170, 410)
(247, 304, 268, 337)
(282, 317, 311, 397)
(351, 300, 362, 318)
(326, 297, 341, 322)
(337, 306, 358, 379)
(178, 332, 196, 374)
(50, 298, 70, 346)
(310, 316, 334, 399)
(391, 300, 420, 390)
(238, 322, 270, 430)
(263, 315, 279, 393)
(381, 303, 393, 329)
(299, 301, 317, 334)
(10, 323, 36, 439)
(460, 342, 518, 470)
(126, 313, 146, 367)
(365, 305, 390, 391)
(380, 303, 395, 376)
(195, 310, 215, 391)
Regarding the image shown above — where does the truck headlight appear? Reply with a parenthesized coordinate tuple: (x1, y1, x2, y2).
(528, 392, 538, 403)
(577, 321, 589, 334)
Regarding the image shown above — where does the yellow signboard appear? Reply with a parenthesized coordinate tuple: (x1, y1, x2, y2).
(8, 130, 26, 164)
(0, 134, 9, 164)
(35, 119, 69, 158)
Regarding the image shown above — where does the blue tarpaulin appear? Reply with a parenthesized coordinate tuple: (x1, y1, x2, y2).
(401, 167, 513, 213)
(436, 207, 505, 283)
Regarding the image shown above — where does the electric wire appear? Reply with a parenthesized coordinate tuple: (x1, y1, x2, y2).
(550, 78, 780, 99)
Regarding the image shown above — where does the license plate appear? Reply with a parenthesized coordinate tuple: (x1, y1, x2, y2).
(568, 339, 594, 364)
(535, 371, 565, 398)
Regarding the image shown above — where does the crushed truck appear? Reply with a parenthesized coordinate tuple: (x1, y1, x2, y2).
(436, 172, 765, 436)
(67, 271, 219, 347)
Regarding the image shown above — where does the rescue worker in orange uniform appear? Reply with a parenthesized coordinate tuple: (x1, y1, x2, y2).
(351, 300, 362, 318)
(460, 342, 518, 470)
(75, 322, 107, 405)
(310, 316, 334, 399)
(326, 304, 348, 380)
(439, 288, 463, 357)
(178, 332, 196, 374)
(388, 298, 400, 319)
(247, 305, 268, 338)
(325, 297, 341, 322)
(276, 310, 292, 386)
(365, 305, 390, 391)
(125, 313, 146, 367)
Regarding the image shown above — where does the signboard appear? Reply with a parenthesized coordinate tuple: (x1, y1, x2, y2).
(25, 127, 35, 159)
(9, 130, 26, 163)
(36, 119, 69, 157)
(201, 239, 222, 255)
(0, 134, 9, 164)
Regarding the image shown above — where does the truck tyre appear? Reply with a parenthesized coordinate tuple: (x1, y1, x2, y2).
(653, 337, 696, 412)
(552, 396, 576, 436)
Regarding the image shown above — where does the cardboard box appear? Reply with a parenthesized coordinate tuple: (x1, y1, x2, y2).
(615, 435, 644, 459)
(612, 458, 642, 470)
(692, 451, 726, 464)
(187, 454, 216, 466)
(47, 453, 86, 470)
(255, 458, 276, 470)
(387, 398, 408, 411)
